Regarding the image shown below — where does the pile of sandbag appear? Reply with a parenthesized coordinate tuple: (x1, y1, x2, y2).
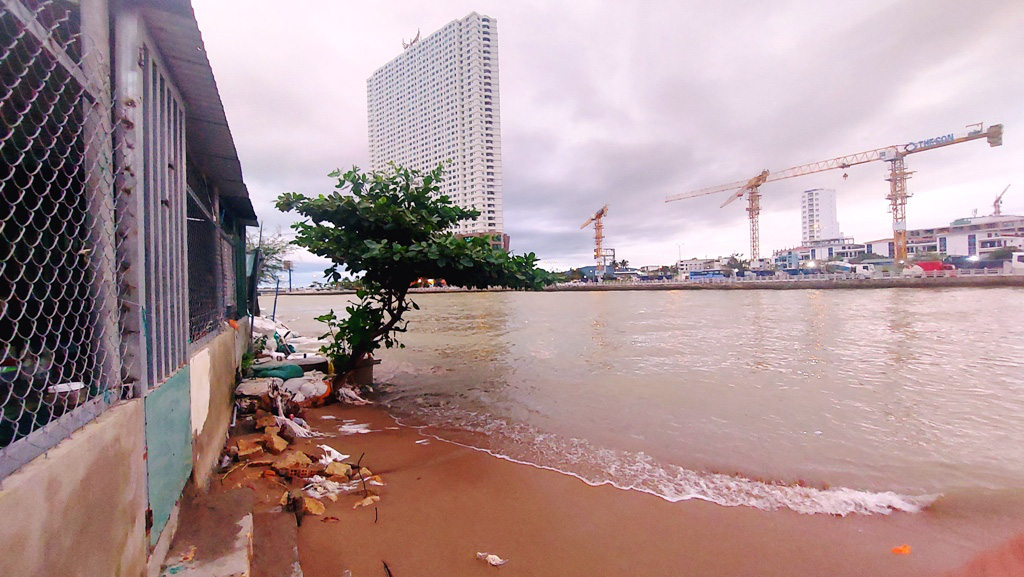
(234, 370, 331, 415)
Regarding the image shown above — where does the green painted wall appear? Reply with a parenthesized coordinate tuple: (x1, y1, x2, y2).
(145, 367, 192, 546)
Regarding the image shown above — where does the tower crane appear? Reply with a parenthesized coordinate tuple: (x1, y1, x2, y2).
(993, 184, 1010, 216)
(580, 205, 610, 280)
(666, 122, 1004, 262)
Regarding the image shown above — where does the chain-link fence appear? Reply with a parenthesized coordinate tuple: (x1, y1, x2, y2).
(2, 0, 253, 478)
(0, 0, 128, 475)
(186, 168, 246, 343)
(187, 192, 222, 341)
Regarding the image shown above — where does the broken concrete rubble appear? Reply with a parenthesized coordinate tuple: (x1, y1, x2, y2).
(236, 438, 264, 460)
(301, 496, 326, 516)
(324, 462, 352, 478)
(272, 450, 313, 471)
(264, 433, 289, 455)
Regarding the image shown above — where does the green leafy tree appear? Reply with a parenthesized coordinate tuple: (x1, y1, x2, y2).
(984, 246, 1017, 261)
(725, 253, 749, 275)
(851, 252, 884, 263)
(246, 231, 293, 284)
(277, 164, 553, 375)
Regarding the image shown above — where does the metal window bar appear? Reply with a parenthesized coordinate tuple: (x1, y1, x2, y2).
(219, 228, 237, 317)
(187, 191, 222, 342)
(140, 37, 186, 385)
(1, 0, 128, 477)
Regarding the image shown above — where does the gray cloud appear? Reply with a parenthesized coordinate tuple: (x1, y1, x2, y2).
(193, 0, 1024, 273)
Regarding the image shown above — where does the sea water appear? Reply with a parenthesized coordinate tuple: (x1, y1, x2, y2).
(266, 288, 1024, 516)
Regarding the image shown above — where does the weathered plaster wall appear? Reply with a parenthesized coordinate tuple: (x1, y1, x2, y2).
(0, 400, 148, 577)
(189, 320, 249, 489)
(145, 368, 193, 547)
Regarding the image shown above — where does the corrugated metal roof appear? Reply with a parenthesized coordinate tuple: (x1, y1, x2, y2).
(132, 0, 257, 225)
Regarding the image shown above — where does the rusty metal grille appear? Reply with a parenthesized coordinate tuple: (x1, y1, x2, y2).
(0, 0, 126, 476)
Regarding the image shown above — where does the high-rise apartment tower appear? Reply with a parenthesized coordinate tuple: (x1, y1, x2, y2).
(801, 188, 841, 244)
(367, 13, 503, 240)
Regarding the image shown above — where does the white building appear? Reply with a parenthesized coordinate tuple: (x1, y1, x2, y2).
(367, 13, 503, 239)
(863, 238, 895, 259)
(801, 188, 841, 244)
(906, 215, 1024, 257)
(772, 238, 866, 268)
(677, 257, 728, 278)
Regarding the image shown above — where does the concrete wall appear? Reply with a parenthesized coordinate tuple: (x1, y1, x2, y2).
(0, 319, 250, 577)
(0, 400, 148, 577)
(190, 320, 249, 489)
(146, 368, 193, 547)
(548, 275, 1024, 291)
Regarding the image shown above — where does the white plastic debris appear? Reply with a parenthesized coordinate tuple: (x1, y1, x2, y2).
(282, 372, 329, 399)
(275, 415, 322, 438)
(476, 552, 508, 566)
(251, 316, 283, 337)
(303, 475, 361, 500)
(234, 377, 282, 397)
(336, 386, 371, 405)
(286, 335, 327, 353)
(317, 444, 350, 466)
(337, 423, 373, 435)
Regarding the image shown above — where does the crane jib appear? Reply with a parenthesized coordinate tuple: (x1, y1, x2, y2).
(902, 133, 956, 153)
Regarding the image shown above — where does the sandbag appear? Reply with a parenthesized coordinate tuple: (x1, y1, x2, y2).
(252, 363, 304, 380)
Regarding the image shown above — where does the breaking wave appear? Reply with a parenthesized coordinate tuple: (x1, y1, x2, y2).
(385, 399, 938, 517)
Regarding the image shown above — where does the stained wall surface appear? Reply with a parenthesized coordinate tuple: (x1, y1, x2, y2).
(0, 400, 148, 577)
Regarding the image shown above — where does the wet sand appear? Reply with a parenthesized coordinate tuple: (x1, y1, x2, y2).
(225, 403, 1024, 577)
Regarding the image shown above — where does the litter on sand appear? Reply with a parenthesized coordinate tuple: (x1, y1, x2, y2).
(353, 495, 380, 509)
(276, 415, 322, 438)
(336, 386, 371, 405)
(337, 423, 373, 435)
(415, 439, 430, 445)
(476, 552, 508, 566)
(179, 545, 197, 563)
(304, 475, 362, 500)
(317, 444, 350, 466)
(891, 544, 912, 555)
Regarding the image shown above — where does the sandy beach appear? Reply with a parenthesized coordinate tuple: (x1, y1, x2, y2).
(218, 402, 1024, 577)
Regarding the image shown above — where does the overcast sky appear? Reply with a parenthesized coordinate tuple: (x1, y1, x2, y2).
(192, 0, 1023, 284)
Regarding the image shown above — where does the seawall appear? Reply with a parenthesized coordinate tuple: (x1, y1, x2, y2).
(546, 275, 1024, 291)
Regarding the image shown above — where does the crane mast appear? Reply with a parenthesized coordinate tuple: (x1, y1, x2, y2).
(580, 205, 610, 280)
(666, 123, 1004, 263)
(993, 184, 1010, 216)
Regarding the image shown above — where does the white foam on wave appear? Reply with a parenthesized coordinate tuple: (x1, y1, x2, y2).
(388, 401, 939, 516)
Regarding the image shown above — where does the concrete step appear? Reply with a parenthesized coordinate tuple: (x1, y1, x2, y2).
(159, 488, 254, 577)
(253, 511, 304, 577)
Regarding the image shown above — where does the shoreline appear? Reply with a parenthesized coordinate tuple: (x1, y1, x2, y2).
(221, 402, 1024, 577)
(260, 274, 1024, 296)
